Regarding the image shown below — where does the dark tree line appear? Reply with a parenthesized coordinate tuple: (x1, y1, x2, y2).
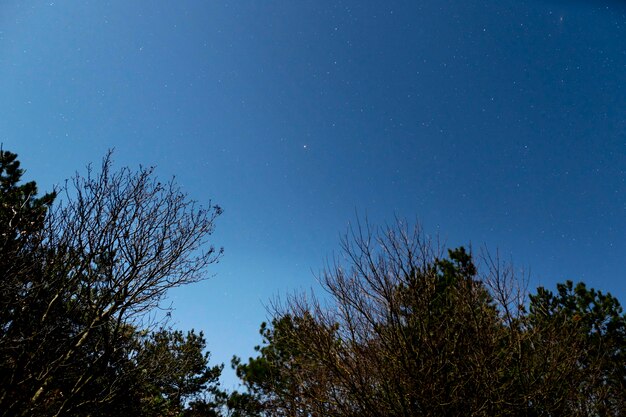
(1, 149, 624, 416)
(232, 222, 626, 416)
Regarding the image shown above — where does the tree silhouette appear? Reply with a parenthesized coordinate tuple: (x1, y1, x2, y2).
(0, 150, 223, 416)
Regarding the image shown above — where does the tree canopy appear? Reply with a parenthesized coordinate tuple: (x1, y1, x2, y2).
(1, 149, 624, 416)
(233, 221, 626, 416)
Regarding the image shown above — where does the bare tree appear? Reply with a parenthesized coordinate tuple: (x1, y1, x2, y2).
(0, 151, 222, 416)
(234, 219, 626, 416)
(236, 219, 508, 416)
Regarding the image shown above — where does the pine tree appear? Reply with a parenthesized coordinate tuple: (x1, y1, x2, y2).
(0, 149, 56, 415)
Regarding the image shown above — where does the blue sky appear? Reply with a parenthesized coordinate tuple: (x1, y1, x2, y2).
(1, 1, 625, 387)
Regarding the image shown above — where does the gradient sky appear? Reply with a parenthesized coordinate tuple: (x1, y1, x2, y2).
(1, 1, 625, 388)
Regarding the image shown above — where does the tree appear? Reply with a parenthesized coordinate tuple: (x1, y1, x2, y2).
(231, 315, 325, 417)
(519, 281, 626, 415)
(0, 148, 56, 338)
(0, 149, 57, 415)
(234, 221, 508, 416)
(79, 327, 227, 417)
(0, 150, 223, 416)
(133, 328, 225, 417)
(234, 219, 626, 416)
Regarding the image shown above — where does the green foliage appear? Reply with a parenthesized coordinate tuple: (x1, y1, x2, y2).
(0, 149, 56, 246)
(230, 316, 320, 416)
(0, 148, 56, 322)
(134, 329, 225, 417)
(0, 149, 58, 416)
(522, 280, 626, 415)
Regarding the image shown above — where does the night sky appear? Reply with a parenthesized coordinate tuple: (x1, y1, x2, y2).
(1, 1, 625, 387)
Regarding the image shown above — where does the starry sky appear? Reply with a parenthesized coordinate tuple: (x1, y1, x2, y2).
(1, 1, 625, 387)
